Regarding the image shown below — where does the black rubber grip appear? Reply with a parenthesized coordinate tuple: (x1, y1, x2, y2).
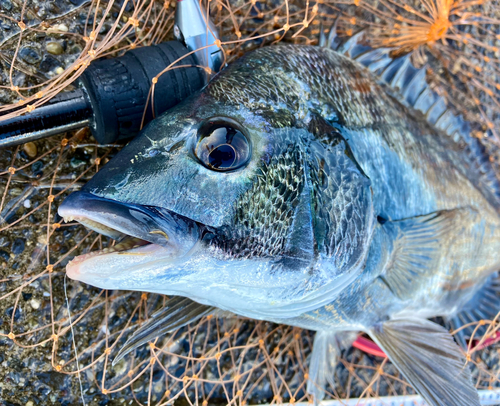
(79, 41, 205, 144)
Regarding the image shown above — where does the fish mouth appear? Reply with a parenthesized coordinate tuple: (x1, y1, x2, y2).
(58, 192, 200, 280)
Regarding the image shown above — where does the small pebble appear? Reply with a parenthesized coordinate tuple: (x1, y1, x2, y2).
(46, 42, 64, 55)
(0, 0, 12, 11)
(54, 66, 64, 75)
(47, 23, 68, 33)
(36, 6, 47, 19)
(19, 47, 41, 65)
(23, 141, 37, 158)
(69, 44, 83, 54)
(12, 72, 26, 87)
(0, 250, 9, 262)
(29, 299, 40, 310)
(70, 157, 85, 168)
(23, 199, 31, 209)
(39, 54, 61, 73)
(26, 401, 34, 406)
(0, 20, 11, 31)
(11, 238, 25, 255)
(6, 306, 21, 321)
(31, 160, 43, 174)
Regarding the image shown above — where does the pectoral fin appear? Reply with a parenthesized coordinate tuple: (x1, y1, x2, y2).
(370, 318, 479, 406)
(381, 208, 476, 299)
(114, 297, 215, 365)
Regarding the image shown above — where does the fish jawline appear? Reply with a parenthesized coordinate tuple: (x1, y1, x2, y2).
(58, 191, 201, 281)
(66, 241, 168, 280)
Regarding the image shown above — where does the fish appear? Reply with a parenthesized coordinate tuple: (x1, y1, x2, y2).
(57, 28, 500, 406)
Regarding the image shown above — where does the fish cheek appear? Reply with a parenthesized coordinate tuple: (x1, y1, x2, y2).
(208, 129, 374, 278)
(210, 142, 306, 260)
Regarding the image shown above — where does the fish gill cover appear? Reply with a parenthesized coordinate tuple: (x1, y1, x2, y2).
(0, 0, 500, 405)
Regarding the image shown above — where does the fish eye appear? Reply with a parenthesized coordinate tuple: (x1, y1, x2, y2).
(195, 119, 251, 171)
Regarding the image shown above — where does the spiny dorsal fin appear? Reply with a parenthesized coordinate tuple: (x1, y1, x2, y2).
(446, 271, 500, 349)
(113, 296, 214, 365)
(370, 318, 480, 406)
(319, 18, 342, 51)
(321, 26, 500, 206)
(318, 22, 327, 48)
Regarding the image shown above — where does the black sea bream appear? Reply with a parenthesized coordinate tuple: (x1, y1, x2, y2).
(58, 34, 500, 405)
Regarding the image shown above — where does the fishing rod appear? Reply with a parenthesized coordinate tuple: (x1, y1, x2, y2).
(0, 0, 223, 148)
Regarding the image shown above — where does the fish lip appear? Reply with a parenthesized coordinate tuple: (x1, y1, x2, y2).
(58, 191, 201, 253)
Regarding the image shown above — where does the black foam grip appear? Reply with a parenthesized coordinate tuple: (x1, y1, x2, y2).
(0, 89, 92, 141)
(80, 41, 205, 144)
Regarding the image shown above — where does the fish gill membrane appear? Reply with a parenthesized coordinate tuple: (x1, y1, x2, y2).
(2, 0, 500, 405)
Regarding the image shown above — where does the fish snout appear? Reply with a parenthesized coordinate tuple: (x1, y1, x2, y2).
(58, 192, 200, 255)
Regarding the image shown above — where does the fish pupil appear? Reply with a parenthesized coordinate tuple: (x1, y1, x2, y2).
(208, 144, 236, 168)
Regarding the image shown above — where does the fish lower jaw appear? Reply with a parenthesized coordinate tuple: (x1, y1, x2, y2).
(65, 241, 172, 282)
(67, 237, 151, 271)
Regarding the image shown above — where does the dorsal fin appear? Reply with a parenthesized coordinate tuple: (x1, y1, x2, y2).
(319, 26, 500, 207)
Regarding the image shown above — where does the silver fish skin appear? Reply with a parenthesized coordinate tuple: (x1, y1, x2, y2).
(58, 43, 500, 406)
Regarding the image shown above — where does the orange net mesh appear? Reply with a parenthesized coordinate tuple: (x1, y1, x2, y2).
(1, 0, 500, 404)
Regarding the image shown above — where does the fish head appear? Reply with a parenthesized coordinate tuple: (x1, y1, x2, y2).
(58, 58, 374, 321)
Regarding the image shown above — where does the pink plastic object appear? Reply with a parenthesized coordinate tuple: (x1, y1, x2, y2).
(473, 332, 500, 351)
(352, 336, 387, 358)
(352, 332, 500, 359)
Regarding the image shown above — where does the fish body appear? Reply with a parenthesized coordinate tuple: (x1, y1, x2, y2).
(59, 42, 500, 405)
